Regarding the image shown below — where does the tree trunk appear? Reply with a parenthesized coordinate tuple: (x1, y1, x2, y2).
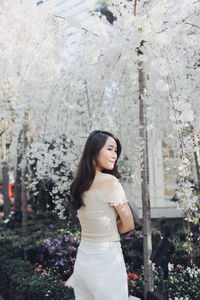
(134, 1, 154, 293)
(193, 135, 200, 185)
(138, 61, 154, 297)
(14, 130, 23, 223)
(14, 167, 22, 212)
(2, 161, 10, 219)
(21, 122, 28, 236)
(194, 150, 200, 184)
(1, 130, 10, 219)
(21, 166, 28, 236)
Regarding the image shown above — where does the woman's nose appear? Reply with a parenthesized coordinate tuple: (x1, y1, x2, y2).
(112, 151, 117, 160)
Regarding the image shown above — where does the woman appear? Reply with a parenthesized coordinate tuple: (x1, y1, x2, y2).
(65, 130, 135, 299)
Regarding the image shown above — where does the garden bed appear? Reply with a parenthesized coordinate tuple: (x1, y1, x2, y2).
(0, 213, 199, 300)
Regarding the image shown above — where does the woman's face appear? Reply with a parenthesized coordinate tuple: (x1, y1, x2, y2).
(96, 136, 118, 171)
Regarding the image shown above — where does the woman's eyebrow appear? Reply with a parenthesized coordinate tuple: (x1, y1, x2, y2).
(107, 144, 117, 149)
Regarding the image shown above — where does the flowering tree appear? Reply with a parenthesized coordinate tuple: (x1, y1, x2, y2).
(57, 0, 199, 293)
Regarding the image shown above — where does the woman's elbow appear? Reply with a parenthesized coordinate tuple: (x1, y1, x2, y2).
(128, 224, 135, 232)
(128, 219, 135, 231)
(124, 222, 135, 233)
(123, 225, 135, 234)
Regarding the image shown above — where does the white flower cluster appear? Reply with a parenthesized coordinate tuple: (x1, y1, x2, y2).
(27, 136, 78, 219)
(185, 266, 200, 279)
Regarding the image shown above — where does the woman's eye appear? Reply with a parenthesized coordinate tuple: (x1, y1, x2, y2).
(107, 148, 117, 153)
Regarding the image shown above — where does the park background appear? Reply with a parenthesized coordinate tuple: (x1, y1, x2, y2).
(0, 0, 199, 299)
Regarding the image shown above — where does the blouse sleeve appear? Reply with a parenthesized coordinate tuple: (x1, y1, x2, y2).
(107, 182, 129, 206)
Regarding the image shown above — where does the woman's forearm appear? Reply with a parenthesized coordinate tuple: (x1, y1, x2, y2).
(117, 220, 135, 234)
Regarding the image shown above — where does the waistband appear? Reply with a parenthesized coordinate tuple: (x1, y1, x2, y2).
(81, 238, 120, 243)
(79, 239, 121, 250)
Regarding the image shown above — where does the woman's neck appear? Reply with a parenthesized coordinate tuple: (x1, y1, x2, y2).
(96, 169, 102, 175)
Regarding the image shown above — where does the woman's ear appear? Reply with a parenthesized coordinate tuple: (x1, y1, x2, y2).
(92, 159, 96, 167)
(93, 157, 99, 170)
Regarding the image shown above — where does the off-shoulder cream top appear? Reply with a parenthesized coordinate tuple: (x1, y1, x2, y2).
(77, 181, 129, 242)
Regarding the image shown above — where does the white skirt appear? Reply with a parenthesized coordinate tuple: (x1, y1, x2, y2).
(65, 239, 129, 300)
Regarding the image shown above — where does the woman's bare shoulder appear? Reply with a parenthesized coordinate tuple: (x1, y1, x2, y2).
(90, 173, 119, 190)
(100, 173, 119, 183)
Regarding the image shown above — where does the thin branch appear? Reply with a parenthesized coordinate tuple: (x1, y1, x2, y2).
(134, 0, 137, 17)
(84, 79, 91, 119)
(43, 84, 59, 139)
(185, 22, 200, 29)
(166, 78, 185, 157)
(100, 54, 121, 106)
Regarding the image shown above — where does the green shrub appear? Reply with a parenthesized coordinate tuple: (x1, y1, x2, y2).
(0, 256, 74, 300)
(0, 214, 200, 299)
(154, 265, 200, 300)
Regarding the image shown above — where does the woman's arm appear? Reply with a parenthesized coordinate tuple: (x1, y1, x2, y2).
(115, 203, 135, 234)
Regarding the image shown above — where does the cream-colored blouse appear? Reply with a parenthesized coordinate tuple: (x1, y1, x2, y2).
(77, 181, 129, 242)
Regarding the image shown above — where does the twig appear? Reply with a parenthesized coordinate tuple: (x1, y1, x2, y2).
(185, 22, 200, 29)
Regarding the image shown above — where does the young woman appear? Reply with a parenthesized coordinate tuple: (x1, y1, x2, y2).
(65, 130, 135, 300)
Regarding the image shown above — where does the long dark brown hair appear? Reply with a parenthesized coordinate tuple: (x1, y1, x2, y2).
(70, 130, 122, 210)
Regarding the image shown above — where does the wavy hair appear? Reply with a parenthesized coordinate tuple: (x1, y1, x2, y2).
(70, 130, 121, 210)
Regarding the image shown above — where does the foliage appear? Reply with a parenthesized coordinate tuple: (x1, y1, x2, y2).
(0, 214, 200, 299)
(154, 264, 200, 300)
(0, 256, 74, 300)
(0, 213, 78, 299)
(127, 269, 144, 299)
(0, 211, 80, 259)
(153, 218, 200, 268)
(40, 235, 80, 281)
(121, 232, 143, 272)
